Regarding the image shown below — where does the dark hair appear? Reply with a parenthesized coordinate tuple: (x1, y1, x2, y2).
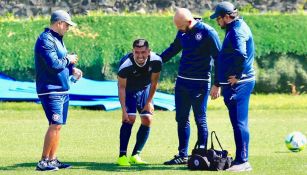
(50, 20, 58, 25)
(133, 39, 149, 48)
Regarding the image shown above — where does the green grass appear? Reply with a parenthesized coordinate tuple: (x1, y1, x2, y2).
(0, 94, 307, 174)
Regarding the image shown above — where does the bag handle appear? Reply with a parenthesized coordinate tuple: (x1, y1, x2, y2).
(211, 131, 224, 151)
(194, 140, 200, 149)
(193, 140, 207, 149)
(193, 131, 224, 150)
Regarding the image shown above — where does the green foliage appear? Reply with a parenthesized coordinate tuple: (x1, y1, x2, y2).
(245, 15, 307, 58)
(255, 54, 307, 93)
(0, 14, 306, 92)
(238, 4, 260, 13)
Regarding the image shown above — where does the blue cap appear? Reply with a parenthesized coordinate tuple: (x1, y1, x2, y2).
(210, 1, 236, 19)
(50, 10, 76, 26)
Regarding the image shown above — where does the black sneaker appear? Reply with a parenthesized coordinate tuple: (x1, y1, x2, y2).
(49, 158, 72, 169)
(164, 155, 188, 165)
(36, 159, 59, 171)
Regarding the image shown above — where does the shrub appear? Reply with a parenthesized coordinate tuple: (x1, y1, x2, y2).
(0, 14, 306, 93)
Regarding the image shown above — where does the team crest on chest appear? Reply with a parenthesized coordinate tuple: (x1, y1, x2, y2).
(148, 66, 152, 72)
(195, 33, 202, 41)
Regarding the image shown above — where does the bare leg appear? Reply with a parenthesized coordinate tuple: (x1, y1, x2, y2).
(41, 124, 62, 160)
(141, 116, 152, 127)
(49, 125, 62, 159)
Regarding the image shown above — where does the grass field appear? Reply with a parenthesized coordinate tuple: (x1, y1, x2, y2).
(0, 94, 306, 174)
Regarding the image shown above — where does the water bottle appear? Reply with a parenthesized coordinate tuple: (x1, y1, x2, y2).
(70, 71, 81, 83)
(70, 75, 78, 83)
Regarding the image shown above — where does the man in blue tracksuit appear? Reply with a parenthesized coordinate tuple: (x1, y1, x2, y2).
(34, 10, 82, 171)
(161, 8, 221, 165)
(210, 1, 255, 172)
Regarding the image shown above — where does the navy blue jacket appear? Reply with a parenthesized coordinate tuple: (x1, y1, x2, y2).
(217, 18, 255, 85)
(160, 21, 221, 85)
(34, 28, 73, 95)
(118, 52, 162, 91)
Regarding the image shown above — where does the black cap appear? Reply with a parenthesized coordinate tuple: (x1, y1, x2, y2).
(133, 39, 149, 48)
(210, 1, 237, 19)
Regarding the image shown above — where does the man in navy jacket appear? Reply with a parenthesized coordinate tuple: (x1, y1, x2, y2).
(34, 10, 82, 171)
(161, 8, 221, 165)
(210, 1, 255, 172)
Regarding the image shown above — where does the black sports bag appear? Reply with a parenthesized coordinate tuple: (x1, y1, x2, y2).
(188, 131, 233, 171)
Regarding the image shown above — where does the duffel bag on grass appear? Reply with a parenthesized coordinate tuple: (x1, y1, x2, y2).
(188, 131, 232, 171)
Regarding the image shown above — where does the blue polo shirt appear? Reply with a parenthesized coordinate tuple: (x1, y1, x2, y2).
(34, 28, 73, 95)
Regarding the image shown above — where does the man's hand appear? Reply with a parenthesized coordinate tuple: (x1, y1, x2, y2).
(228, 75, 238, 86)
(67, 54, 78, 64)
(210, 85, 221, 100)
(72, 68, 83, 80)
(122, 111, 130, 123)
(142, 102, 154, 114)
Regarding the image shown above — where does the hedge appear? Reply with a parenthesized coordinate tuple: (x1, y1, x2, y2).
(0, 14, 306, 93)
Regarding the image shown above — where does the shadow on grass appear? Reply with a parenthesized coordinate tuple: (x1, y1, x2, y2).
(0, 162, 37, 171)
(0, 162, 187, 172)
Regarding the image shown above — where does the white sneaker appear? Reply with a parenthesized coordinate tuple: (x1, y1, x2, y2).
(36, 159, 59, 171)
(226, 162, 252, 172)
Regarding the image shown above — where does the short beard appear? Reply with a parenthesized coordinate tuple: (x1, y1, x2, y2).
(180, 26, 190, 33)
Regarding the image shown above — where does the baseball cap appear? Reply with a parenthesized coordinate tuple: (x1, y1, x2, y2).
(133, 39, 149, 48)
(50, 10, 77, 26)
(210, 1, 237, 19)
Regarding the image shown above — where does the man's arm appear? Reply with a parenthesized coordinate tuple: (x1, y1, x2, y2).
(143, 72, 160, 113)
(225, 30, 248, 86)
(39, 37, 77, 70)
(229, 30, 247, 80)
(160, 34, 182, 63)
(209, 31, 222, 99)
(118, 76, 129, 122)
(209, 31, 222, 86)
